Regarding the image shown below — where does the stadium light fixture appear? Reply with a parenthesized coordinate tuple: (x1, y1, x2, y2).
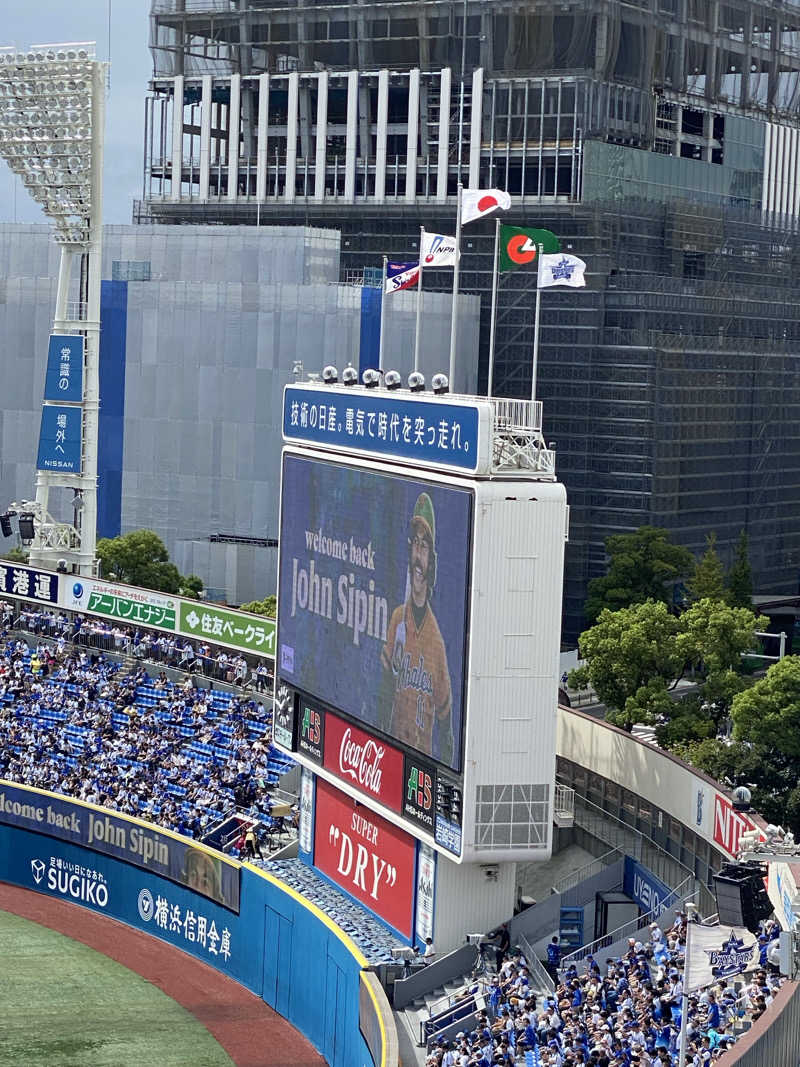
(0, 42, 106, 576)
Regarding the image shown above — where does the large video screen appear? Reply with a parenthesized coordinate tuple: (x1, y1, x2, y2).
(278, 453, 472, 772)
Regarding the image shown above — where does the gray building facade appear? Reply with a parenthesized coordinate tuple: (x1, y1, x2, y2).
(0, 223, 479, 603)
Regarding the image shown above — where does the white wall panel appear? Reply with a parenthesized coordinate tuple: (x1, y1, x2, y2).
(226, 73, 241, 201)
(171, 75, 184, 201)
(406, 68, 420, 203)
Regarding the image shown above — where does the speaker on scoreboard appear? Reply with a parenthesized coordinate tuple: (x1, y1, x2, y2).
(713, 863, 773, 932)
(0, 513, 12, 538)
(17, 514, 36, 541)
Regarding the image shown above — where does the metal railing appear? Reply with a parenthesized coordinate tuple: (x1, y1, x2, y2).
(551, 846, 623, 896)
(560, 874, 695, 968)
(568, 790, 716, 912)
(517, 931, 555, 995)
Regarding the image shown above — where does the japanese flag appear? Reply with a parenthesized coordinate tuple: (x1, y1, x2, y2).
(462, 188, 512, 226)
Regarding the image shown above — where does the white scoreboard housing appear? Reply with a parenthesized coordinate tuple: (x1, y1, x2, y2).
(274, 382, 568, 864)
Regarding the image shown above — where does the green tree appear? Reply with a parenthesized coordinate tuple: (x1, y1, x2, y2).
(726, 529, 754, 609)
(179, 574, 204, 600)
(239, 594, 277, 618)
(687, 532, 725, 604)
(0, 545, 28, 563)
(570, 599, 684, 730)
(732, 655, 800, 756)
(583, 526, 694, 624)
(97, 530, 186, 595)
(676, 598, 767, 677)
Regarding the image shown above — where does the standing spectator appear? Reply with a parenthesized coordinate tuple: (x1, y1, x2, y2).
(545, 935, 561, 983)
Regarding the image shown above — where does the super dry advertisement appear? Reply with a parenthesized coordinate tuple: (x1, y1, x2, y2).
(278, 453, 472, 773)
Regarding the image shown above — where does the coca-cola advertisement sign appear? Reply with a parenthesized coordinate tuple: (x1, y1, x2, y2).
(314, 778, 415, 937)
(323, 712, 404, 814)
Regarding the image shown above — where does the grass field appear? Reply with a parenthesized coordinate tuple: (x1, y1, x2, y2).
(0, 909, 234, 1066)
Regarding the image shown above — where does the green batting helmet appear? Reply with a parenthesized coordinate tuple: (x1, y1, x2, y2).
(409, 492, 437, 593)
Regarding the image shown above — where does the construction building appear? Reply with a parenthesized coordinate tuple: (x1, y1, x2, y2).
(137, 1, 800, 638)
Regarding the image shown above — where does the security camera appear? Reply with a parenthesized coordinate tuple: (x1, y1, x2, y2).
(322, 365, 338, 384)
(342, 365, 358, 386)
(56, 559, 68, 574)
(384, 370, 402, 390)
(732, 786, 752, 811)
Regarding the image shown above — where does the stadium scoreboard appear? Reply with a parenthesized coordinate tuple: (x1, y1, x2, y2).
(274, 382, 567, 864)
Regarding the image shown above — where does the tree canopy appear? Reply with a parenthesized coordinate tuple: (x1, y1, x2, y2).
(725, 529, 753, 609)
(571, 596, 764, 732)
(239, 594, 277, 618)
(570, 599, 683, 730)
(96, 530, 202, 598)
(583, 526, 694, 624)
(687, 532, 725, 604)
(732, 655, 800, 757)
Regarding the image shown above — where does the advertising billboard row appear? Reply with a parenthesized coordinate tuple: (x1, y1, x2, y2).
(278, 453, 472, 774)
(1, 564, 276, 661)
(285, 699, 463, 857)
(0, 780, 239, 911)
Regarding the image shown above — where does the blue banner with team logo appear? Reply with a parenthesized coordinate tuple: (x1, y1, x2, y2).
(283, 385, 480, 472)
(36, 404, 83, 473)
(43, 334, 84, 402)
(0, 563, 57, 604)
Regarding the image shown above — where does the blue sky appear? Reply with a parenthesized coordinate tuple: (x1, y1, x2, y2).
(0, 1, 151, 225)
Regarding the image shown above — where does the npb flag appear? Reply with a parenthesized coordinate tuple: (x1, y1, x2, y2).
(420, 230, 459, 268)
(462, 188, 511, 226)
(685, 925, 758, 993)
(538, 253, 587, 288)
(385, 261, 419, 293)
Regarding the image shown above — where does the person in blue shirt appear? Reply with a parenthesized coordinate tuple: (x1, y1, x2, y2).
(545, 936, 561, 982)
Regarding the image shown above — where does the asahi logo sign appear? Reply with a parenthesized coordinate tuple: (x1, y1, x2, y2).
(323, 712, 404, 813)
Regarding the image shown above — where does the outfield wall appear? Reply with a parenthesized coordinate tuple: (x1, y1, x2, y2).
(0, 785, 394, 1067)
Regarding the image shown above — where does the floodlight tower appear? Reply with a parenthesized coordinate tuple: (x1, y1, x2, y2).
(0, 43, 106, 575)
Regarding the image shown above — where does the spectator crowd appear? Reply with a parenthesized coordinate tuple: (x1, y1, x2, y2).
(425, 911, 785, 1066)
(0, 601, 288, 849)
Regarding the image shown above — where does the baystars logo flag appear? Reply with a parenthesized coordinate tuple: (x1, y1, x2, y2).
(420, 230, 458, 267)
(461, 188, 511, 225)
(538, 253, 587, 289)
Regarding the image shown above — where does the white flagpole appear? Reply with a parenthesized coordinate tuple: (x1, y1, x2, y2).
(530, 245, 543, 403)
(414, 227, 425, 373)
(487, 218, 501, 397)
(378, 255, 387, 372)
(448, 181, 463, 389)
(677, 910, 694, 1066)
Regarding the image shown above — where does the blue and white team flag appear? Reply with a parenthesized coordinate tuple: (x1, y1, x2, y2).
(385, 261, 419, 293)
(685, 924, 758, 993)
(538, 253, 587, 289)
(420, 229, 459, 268)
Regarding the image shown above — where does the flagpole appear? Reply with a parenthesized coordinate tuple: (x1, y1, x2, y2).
(378, 255, 387, 372)
(677, 908, 694, 1067)
(487, 218, 500, 397)
(414, 227, 425, 373)
(530, 245, 543, 404)
(448, 181, 463, 390)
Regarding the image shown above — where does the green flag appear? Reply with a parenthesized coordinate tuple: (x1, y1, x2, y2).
(499, 225, 561, 272)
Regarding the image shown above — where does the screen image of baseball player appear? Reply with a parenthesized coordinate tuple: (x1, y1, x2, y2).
(377, 492, 454, 765)
(277, 454, 471, 772)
